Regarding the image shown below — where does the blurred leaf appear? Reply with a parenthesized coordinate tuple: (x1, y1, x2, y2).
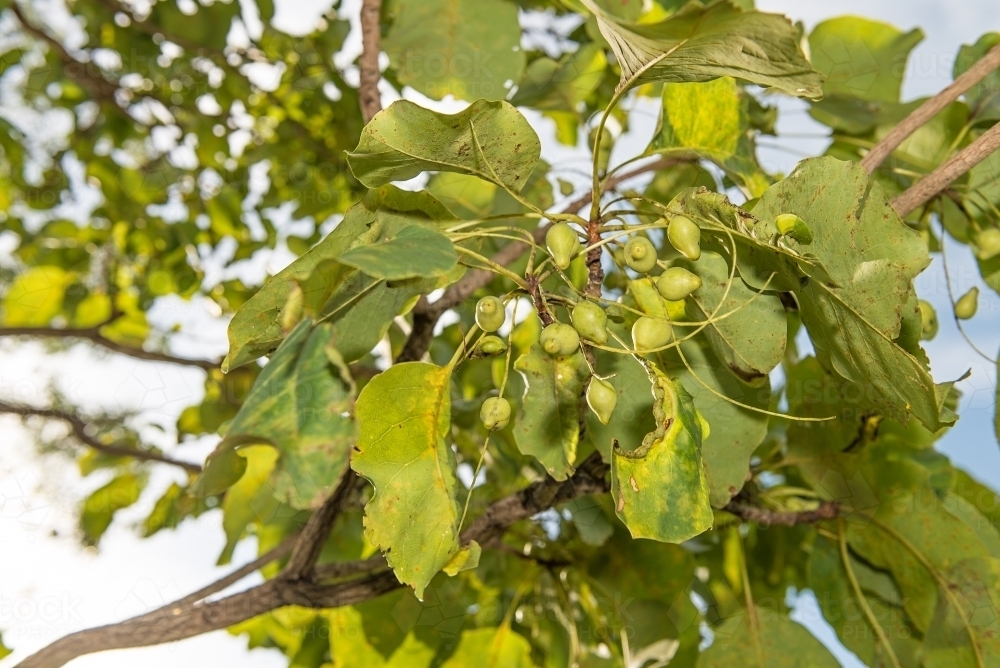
(1, 265, 74, 326)
(698, 613, 840, 667)
(441, 627, 536, 668)
(219, 445, 280, 565)
(809, 17, 923, 102)
(384, 0, 524, 101)
(510, 44, 607, 111)
(81, 473, 144, 546)
(955, 32, 1000, 123)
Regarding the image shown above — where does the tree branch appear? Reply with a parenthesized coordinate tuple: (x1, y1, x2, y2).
(16, 453, 609, 668)
(862, 42, 1000, 174)
(359, 0, 383, 123)
(0, 324, 218, 370)
(891, 120, 1000, 217)
(0, 400, 202, 473)
(283, 473, 361, 580)
(725, 499, 840, 527)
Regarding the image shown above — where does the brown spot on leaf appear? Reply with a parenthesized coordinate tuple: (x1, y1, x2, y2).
(616, 493, 625, 512)
(629, 476, 639, 492)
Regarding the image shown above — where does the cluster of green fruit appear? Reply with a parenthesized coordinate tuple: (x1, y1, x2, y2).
(475, 215, 711, 433)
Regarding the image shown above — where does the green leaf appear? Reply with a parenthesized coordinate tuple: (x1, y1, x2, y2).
(441, 627, 536, 668)
(649, 77, 771, 197)
(336, 224, 457, 280)
(922, 557, 1000, 668)
(147, 0, 240, 50)
(809, 534, 923, 667)
(563, 496, 614, 546)
(352, 362, 461, 599)
(751, 157, 955, 430)
(698, 613, 841, 667)
(218, 320, 356, 509)
(809, 17, 923, 102)
(383, 0, 524, 102)
(348, 100, 540, 196)
(510, 43, 608, 112)
(0, 632, 10, 660)
(225, 186, 456, 370)
(678, 251, 787, 383)
(611, 365, 713, 542)
(81, 473, 144, 546)
(579, 0, 823, 98)
(513, 344, 590, 481)
(955, 32, 1000, 123)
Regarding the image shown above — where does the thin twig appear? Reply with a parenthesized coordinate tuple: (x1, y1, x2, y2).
(394, 158, 685, 363)
(0, 400, 202, 473)
(862, 43, 1000, 174)
(891, 121, 1000, 216)
(725, 499, 840, 527)
(0, 324, 218, 370)
(359, 0, 383, 123)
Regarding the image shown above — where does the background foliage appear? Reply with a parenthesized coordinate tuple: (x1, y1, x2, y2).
(1, 0, 1000, 667)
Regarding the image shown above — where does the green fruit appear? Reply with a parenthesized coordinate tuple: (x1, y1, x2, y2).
(955, 287, 979, 320)
(667, 215, 701, 261)
(572, 300, 608, 345)
(631, 316, 673, 352)
(587, 377, 618, 425)
(475, 296, 506, 332)
(774, 213, 814, 244)
(540, 322, 580, 356)
(917, 300, 938, 341)
(546, 223, 582, 270)
(656, 267, 702, 301)
(281, 283, 304, 334)
(975, 228, 1000, 260)
(478, 335, 507, 356)
(624, 236, 658, 273)
(480, 397, 512, 430)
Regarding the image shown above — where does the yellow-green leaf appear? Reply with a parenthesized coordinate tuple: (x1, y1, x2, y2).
(352, 362, 461, 599)
(2, 265, 74, 326)
(611, 365, 712, 543)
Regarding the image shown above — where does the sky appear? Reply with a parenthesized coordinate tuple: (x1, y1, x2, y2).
(1, 1, 999, 667)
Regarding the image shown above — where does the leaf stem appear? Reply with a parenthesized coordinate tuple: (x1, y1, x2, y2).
(837, 520, 902, 668)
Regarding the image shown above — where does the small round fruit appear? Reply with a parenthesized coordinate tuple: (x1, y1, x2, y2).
(955, 287, 979, 320)
(774, 213, 814, 244)
(624, 236, 658, 273)
(975, 228, 1000, 260)
(572, 300, 608, 345)
(478, 335, 507, 356)
(917, 300, 938, 341)
(631, 316, 673, 352)
(540, 322, 581, 356)
(587, 377, 618, 425)
(546, 223, 582, 270)
(656, 267, 702, 301)
(667, 215, 701, 261)
(480, 397, 512, 431)
(475, 296, 505, 332)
